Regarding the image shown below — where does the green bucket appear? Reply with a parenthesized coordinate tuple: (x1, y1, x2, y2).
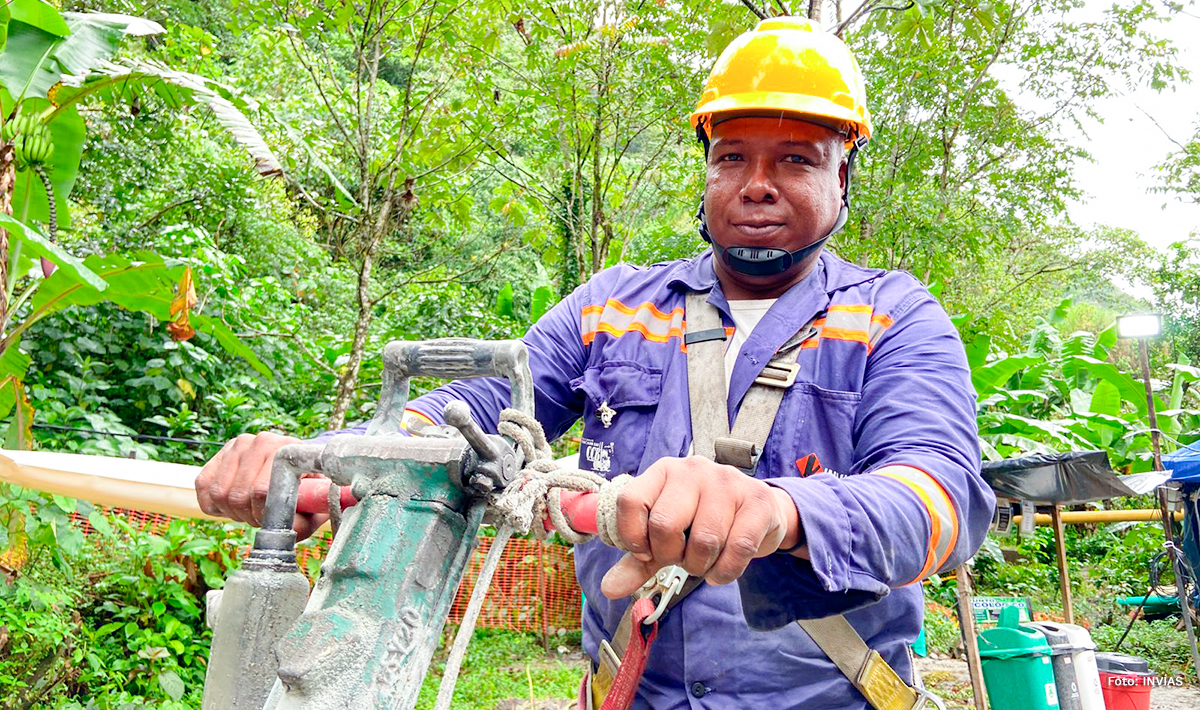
(977, 606, 1060, 710)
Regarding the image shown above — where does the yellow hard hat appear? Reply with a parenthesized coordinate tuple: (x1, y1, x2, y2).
(690, 17, 872, 146)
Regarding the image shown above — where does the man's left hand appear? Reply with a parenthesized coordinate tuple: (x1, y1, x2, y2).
(601, 456, 802, 599)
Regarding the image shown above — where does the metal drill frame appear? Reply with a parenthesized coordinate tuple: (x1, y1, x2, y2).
(203, 339, 534, 710)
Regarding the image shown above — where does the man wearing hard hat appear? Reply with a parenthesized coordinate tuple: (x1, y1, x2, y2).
(198, 18, 993, 709)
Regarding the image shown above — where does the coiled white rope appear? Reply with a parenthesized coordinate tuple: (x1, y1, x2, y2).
(433, 409, 630, 710)
(493, 408, 631, 548)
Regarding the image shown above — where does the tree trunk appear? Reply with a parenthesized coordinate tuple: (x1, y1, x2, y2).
(0, 144, 13, 345)
(556, 178, 582, 299)
(327, 176, 412, 430)
(857, 216, 871, 267)
(808, 0, 822, 22)
(590, 96, 605, 274)
(328, 246, 376, 430)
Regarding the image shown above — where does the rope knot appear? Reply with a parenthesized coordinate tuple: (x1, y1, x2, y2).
(490, 409, 628, 547)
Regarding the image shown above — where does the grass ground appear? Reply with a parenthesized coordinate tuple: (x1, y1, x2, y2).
(415, 629, 583, 710)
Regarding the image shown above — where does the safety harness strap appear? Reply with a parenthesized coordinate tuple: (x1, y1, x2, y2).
(798, 615, 920, 710)
(715, 319, 816, 471)
(684, 291, 730, 460)
(598, 598, 659, 710)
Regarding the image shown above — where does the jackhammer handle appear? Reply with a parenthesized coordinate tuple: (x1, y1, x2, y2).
(295, 477, 359, 516)
(369, 338, 534, 435)
(545, 490, 600, 536)
(295, 479, 601, 537)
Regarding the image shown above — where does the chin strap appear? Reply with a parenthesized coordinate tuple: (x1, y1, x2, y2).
(696, 117, 868, 277)
(702, 205, 845, 277)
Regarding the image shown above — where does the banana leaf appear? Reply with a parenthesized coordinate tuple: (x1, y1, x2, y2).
(20, 252, 269, 376)
(0, 213, 104, 289)
(49, 59, 281, 177)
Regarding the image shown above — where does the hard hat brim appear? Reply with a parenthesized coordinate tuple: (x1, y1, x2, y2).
(691, 91, 871, 144)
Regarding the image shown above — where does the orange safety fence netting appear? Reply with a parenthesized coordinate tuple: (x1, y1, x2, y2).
(1, 507, 585, 636)
(296, 531, 583, 634)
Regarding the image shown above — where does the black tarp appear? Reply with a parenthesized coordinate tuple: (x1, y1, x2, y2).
(980, 450, 1141, 505)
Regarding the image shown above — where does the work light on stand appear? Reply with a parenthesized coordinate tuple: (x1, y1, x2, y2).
(1116, 314, 1163, 471)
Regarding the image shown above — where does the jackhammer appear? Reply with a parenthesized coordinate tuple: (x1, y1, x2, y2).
(201, 338, 578, 710)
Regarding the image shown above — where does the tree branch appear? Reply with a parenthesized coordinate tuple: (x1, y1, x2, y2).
(286, 32, 356, 148)
(370, 238, 515, 306)
(136, 195, 201, 231)
(739, 0, 769, 20)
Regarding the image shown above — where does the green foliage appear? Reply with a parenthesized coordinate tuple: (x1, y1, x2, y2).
(470, 1, 718, 278)
(968, 300, 1198, 470)
(922, 604, 963, 657)
(0, 1, 292, 454)
(1154, 122, 1200, 206)
(0, 488, 252, 708)
(838, 0, 1184, 334)
(1148, 240, 1200, 364)
(1092, 621, 1196, 677)
(0, 8, 159, 227)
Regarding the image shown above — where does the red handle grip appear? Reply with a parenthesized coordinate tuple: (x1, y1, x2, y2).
(296, 478, 600, 537)
(546, 490, 599, 536)
(296, 478, 359, 515)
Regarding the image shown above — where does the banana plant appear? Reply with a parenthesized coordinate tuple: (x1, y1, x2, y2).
(0, 0, 279, 447)
(968, 301, 1200, 471)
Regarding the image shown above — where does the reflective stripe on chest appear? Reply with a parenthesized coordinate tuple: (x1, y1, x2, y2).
(580, 299, 894, 352)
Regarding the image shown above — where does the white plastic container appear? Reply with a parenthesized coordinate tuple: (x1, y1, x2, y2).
(1027, 621, 1105, 710)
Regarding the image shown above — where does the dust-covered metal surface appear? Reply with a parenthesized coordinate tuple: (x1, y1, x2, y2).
(370, 339, 533, 436)
(202, 558, 311, 710)
(264, 495, 485, 710)
(202, 338, 535, 710)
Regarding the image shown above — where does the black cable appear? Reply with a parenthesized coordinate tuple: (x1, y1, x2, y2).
(32, 423, 226, 449)
(1115, 550, 1168, 651)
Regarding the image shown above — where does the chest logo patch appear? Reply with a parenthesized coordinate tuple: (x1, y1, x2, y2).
(581, 437, 615, 473)
(796, 453, 824, 477)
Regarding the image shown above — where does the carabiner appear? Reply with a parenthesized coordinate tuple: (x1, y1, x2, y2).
(640, 565, 688, 625)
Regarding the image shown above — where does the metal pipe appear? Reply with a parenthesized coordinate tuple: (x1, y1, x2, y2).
(1139, 338, 1164, 472)
(1159, 485, 1200, 683)
(252, 444, 323, 560)
(1012, 509, 1182, 526)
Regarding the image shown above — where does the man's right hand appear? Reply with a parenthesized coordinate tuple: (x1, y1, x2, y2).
(196, 432, 329, 540)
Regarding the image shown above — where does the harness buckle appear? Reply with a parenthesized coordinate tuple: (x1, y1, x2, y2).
(754, 361, 800, 389)
(639, 565, 688, 625)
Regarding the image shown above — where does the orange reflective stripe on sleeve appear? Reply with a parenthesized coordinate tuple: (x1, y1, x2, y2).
(581, 300, 897, 353)
(400, 408, 436, 431)
(808, 306, 881, 348)
(874, 464, 959, 584)
(828, 304, 873, 314)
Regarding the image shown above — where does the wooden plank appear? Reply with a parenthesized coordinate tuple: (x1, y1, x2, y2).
(1050, 505, 1074, 624)
(955, 563, 988, 710)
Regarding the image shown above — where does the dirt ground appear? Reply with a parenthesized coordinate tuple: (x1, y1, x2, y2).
(915, 657, 1200, 710)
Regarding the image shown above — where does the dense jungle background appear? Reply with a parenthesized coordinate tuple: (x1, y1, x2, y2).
(0, 0, 1198, 706)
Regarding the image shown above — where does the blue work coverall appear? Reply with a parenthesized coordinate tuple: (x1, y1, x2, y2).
(339, 249, 993, 709)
